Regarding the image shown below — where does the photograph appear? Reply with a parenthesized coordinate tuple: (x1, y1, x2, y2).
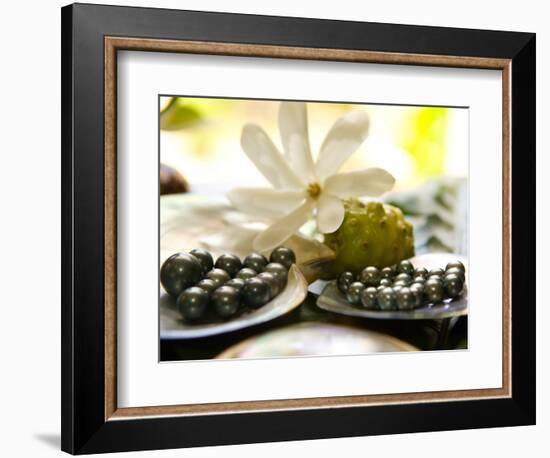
(159, 96, 469, 361)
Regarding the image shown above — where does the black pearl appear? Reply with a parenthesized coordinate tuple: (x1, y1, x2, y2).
(225, 277, 245, 291)
(424, 280, 444, 303)
(410, 281, 426, 291)
(160, 253, 202, 297)
(215, 253, 242, 277)
(269, 246, 296, 269)
(427, 274, 443, 283)
(360, 266, 381, 286)
(381, 266, 395, 279)
(396, 286, 415, 310)
(377, 285, 386, 294)
(361, 287, 379, 309)
(443, 273, 464, 298)
(428, 268, 445, 278)
(409, 282, 424, 308)
(392, 280, 409, 289)
(446, 260, 465, 273)
(377, 287, 397, 310)
(392, 285, 404, 294)
(257, 271, 280, 298)
(264, 262, 288, 289)
(425, 276, 441, 285)
(242, 252, 268, 273)
(177, 287, 209, 321)
(206, 268, 231, 287)
(412, 275, 426, 284)
(189, 248, 214, 274)
(196, 278, 217, 296)
(445, 267, 465, 282)
(236, 267, 257, 280)
(242, 278, 271, 309)
(346, 282, 365, 305)
(379, 278, 392, 288)
(337, 271, 355, 294)
(397, 260, 414, 276)
(211, 286, 241, 318)
(394, 273, 411, 284)
(414, 267, 428, 278)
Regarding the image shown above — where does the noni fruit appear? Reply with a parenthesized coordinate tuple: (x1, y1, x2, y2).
(324, 199, 415, 275)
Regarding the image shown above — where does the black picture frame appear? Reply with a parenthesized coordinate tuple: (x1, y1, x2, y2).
(61, 3, 535, 454)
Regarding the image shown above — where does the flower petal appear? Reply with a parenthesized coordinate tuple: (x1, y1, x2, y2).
(315, 110, 370, 181)
(253, 200, 314, 252)
(316, 193, 345, 233)
(226, 187, 306, 218)
(324, 168, 395, 198)
(241, 124, 304, 190)
(278, 102, 316, 182)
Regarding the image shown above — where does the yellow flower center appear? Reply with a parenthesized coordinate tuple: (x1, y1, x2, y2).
(307, 182, 322, 199)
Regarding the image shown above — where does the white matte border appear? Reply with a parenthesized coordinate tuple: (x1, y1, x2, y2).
(117, 51, 502, 408)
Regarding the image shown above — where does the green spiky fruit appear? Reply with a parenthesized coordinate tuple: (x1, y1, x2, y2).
(324, 199, 415, 276)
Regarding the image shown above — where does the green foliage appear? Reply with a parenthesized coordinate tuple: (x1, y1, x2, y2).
(160, 97, 202, 131)
(399, 107, 449, 177)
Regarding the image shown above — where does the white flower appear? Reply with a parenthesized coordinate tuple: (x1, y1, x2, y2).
(227, 102, 395, 252)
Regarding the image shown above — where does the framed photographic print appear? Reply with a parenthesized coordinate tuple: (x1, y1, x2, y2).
(61, 3, 536, 454)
